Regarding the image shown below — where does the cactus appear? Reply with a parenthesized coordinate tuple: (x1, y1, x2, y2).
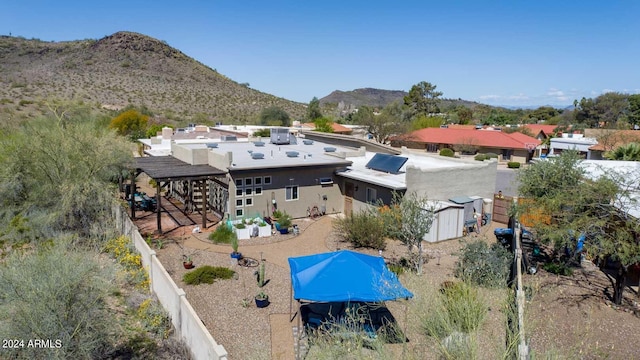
(257, 260, 266, 287)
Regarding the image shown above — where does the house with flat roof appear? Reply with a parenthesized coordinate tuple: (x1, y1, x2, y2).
(390, 127, 540, 163)
(141, 127, 498, 241)
(548, 133, 598, 159)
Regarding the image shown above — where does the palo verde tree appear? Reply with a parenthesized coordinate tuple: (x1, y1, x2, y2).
(517, 150, 640, 305)
(380, 192, 436, 275)
(109, 109, 149, 140)
(0, 109, 132, 242)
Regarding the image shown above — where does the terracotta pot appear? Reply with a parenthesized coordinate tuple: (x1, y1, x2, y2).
(183, 262, 194, 269)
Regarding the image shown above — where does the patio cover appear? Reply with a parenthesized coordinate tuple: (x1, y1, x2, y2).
(288, 250, 413, 302)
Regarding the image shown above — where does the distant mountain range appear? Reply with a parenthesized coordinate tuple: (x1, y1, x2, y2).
(0, 31, 306, 122)
(319, 87, 482, 110)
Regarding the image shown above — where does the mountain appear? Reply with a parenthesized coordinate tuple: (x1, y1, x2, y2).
(319, 87, 482, 111)
(319, 88, 408, 109)
(0, 32, 306, 122)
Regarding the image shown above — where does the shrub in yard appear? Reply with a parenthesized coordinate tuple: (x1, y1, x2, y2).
(485, 152, 499, 159)
(441, 282, 487, 333)
(0, 241, 116, 359)
(507, 161, 521, 168)
(542, 262, 573, 276)
(333, 210, 386, 250)
(439, 148, 455, 157)
(208, 224, 235, 244)
(474, 154, 487, 161)
(454, 241, 511, 287)
(183, 266, 235, 285)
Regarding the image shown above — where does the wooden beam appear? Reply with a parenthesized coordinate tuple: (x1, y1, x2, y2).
(130, 171, 136, 219)
(201, 180, 207, 229)
(156, 182, 162, 234)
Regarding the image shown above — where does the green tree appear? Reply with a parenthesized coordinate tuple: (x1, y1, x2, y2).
(259, 106, 291, 126)
(594, 92, 629, 128)
(145, 123, 173, 138)
(313, 117, 334, 133)
(380, 192, 436, 275)
(404, 81, 443, 116)
(517, 150, 640, 305)
(411, 114, 444, 130)
(109, 109, 149, 140)
(628, 94, 640, 127)
(307, 97, 323, 121)
(456, 107, 473, 124)
(0, 113, 131, 240)
(605, 142, 640, 161)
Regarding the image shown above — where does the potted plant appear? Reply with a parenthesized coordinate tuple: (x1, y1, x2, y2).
(230, 235, 242, 260)
(276, 212, 292, 234)
(234, 222, 251, 240)
(271, 209, 283, 222)
(183, 255, 194, 269)
(255, 291, 269, 308)
(257, 220, 271, 237)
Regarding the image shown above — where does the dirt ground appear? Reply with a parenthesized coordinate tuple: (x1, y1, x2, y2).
(132, 199, 640, 359)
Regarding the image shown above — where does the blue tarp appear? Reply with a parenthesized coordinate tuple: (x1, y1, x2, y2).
(288, 250, 414, 302)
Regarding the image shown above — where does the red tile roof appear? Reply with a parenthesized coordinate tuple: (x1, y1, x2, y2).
(395, 128, 540, 149)
(523, 124, 558, 136)
(302, 122, 352, 133)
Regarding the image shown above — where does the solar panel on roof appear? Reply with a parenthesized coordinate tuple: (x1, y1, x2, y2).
(365, 153, 408, 174)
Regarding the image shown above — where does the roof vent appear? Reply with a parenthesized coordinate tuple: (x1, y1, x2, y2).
(221, 135, 237, 141)
(324, 147, 337, 152)
(303, 139, 314, 145)
(286, 151, 299, 157)
(251, 152, 264, 159)
(206, 143, 219, 148)
(254, 141, 265, 147)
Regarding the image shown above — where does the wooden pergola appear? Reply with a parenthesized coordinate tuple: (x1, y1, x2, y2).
(130, 156, 227, 234)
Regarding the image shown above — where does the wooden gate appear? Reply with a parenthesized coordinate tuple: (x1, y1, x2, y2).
(492, 194, 512, 224)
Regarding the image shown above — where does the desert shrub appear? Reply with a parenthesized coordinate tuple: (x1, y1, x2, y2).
(333, 210, 386, 250)
(441, 282, 487, 333)
(507, 161, 521, 168)
(439, 148, 455, 157)
(137, 298, 172, 338)
(485, 152, 499, 159)
(542, 262, 573, 276)
(253, 128, 271, 137)
(0, 241, 117, 359)
(474, 154, 487, 161)
(387, 263, 405, 276)
(208, 224, 236, 244)
(183, 265, 235, 285)
(455, 241, 511, 287)
(421, 281, 484, 359)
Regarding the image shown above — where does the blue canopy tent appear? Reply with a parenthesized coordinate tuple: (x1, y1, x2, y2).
(288, 250, 413, 357)
(289, 250, 413, 302)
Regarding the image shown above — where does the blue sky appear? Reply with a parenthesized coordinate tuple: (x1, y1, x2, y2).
(2, 1, 639, 108)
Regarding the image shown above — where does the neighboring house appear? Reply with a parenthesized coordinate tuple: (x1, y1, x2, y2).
(522, 124, 558, 141)
(390, 127, 540, 163)
(300, 122, 353, 134)
(584, 129, 640, 160)
(139, 125, 248, 156)
(142, 127, 497, 242)
(548, 133, 598, 159)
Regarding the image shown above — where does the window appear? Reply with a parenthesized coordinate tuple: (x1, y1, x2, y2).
(366, 188, 377, 204)
(254, 177, 262, 185)
(236, 188, 243, 197)
(264, 176, 272, 185)
(235, 178, 243, 187)
(286, 185, 299, 201)
(236, 208, 244, 217)
(236, 199, 243, 207)
(254, 187, 262, 195)
(245, 178, 253, 186)
(245, 198, 253, 206)
(245, 188, 253, 196)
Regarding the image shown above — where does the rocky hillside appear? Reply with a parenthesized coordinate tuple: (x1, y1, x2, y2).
(320, 87, 482, 111)
(0, 32, 306, 122)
